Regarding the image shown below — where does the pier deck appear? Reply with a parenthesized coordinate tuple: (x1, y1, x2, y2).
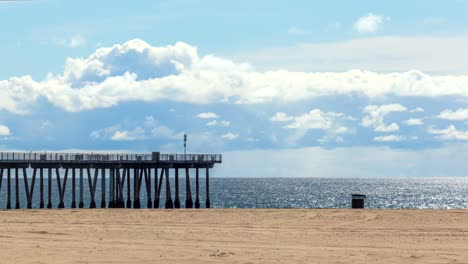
(0, 151, 222, 210)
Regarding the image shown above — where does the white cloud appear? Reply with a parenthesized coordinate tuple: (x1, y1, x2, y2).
(222, 132, 239, 140)
(428, 125, 468, 141)
(92, 125, 145, 141)
(354, 13, 387, 34)
(373, 135, 404, 142)
(271, 112, 293, 122)
(4, 39, 468, 114)
(361, 104, 407, 132)
(284, 109, 344, 130)
(409, 107, 424, 113)
(277, 109, 352, 144)
(0, 125, 10, 136)
(438, 108, 468, 121)
(111, 130, 141, 141)
(403, 118, 424, 126)
(206, 120, 230, 126)
(197, 112, 219, 119)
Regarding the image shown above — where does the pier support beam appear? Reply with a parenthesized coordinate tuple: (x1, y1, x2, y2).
(116, 168, 125, 208)
(79, 168, 84, 208)
(145, 168, 152, 208)
(174, 168, 180, 208)
(87, 168, 98, 208)
(133, 168, 141, 208)
(0, 169, 3, 208)
(165, 168, 173, 209)
(7, 168, 11, 209)
(71, 168, 76, 208)
(40, 168, 44, 209)
(195, 168, 200, 208)
(24, 168, 36, 209)
(101, 168, 106, 208)
(206, 168, 210, 208)
(56, 168, 68, 208)
(153, 168, 159, 208)
(47, 168, 52, 209)
(15, 168, 20, 209)
(185, 168, 193, 208)
(109, 168, 114, 208)
(126, 168, 131, 208)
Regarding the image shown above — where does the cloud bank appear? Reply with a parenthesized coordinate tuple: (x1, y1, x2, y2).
(2, 39, 468, 115)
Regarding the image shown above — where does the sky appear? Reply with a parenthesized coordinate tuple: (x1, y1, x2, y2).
(1, 0, 468, 177)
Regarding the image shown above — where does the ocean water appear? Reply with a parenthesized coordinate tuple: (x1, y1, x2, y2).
(0, 177, 467, 209)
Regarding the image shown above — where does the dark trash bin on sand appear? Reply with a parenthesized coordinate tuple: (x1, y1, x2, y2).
(351, 194, 366, 209)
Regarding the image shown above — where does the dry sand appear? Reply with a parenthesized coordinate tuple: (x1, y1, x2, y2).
(0, 209, 467, 263)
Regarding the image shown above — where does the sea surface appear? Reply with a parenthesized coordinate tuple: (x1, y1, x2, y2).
(0, 177, 467, 209)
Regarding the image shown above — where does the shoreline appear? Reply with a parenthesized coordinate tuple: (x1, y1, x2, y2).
(1, 209, 467, 263)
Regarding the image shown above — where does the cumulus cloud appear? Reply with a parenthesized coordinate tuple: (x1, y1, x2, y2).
(271, 112, 294, 122)
(206, 120, 230, 127)
(410, 107, 424, 113)
(354, 13, 387, 34)
(403, 118, 424, 126)
(437, 108, 468, 121)
(275, 109, 353, 143)
(0, 125, 10, 136)
(361, 104, 407, 132)
(222, 132, 239, 140)
(373, 135, 404, 142)
(283, 109, 345, 130)
(3, 39, 468, 114)
(197, 112, 219, 119)
(428, 125, 468, 141)
(91, 125, 145, 141)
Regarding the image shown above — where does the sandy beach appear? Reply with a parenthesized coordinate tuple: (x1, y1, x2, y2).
(0, 209, 466, 263)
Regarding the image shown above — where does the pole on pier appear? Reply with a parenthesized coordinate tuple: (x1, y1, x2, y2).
(174, 168, 180, 208)
(71, 168, 76, 208)
(15, 168, 20, 209)
(126, 168, 131, 208)
(165, 168, 174, 209)
(195, 168, 200, 208)
(47, 168, 52, 209)
(101, 168, 106, 208)
(40, 168, 44, 209)
(206, 168, 210, 208)
(79, 168, 84, 208)
(7, 168, 11, 209)
(185, 167, 193, 208)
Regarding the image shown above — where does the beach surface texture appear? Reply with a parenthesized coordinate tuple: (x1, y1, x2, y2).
(0, 209, 467, 263)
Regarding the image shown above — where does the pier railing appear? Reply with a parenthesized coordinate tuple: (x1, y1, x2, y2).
(0, 152, 222, 163)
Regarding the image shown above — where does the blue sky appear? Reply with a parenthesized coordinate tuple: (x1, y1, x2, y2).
(1, 0, 468, 177)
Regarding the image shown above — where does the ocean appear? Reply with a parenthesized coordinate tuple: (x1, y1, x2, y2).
(0, 177, 467, 209)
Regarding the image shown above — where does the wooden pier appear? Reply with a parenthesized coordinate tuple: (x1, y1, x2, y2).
(0, 152, 222, 209)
